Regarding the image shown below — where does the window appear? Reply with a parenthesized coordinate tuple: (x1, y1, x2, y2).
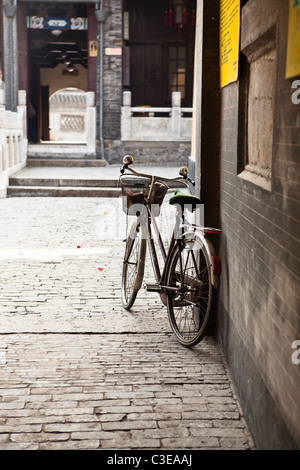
(247, 48, 276, 183)
(239, 3, 277, 192)
(168, 46, 186, 100)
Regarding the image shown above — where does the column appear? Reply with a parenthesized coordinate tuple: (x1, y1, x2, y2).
(3, 1, 18, 112)
(121, 91, 132, 140)
(171, 91, 182, 137)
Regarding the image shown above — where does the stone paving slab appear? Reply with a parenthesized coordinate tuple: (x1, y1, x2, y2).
(0, 333, 252, 450)
(0, 196, 255, 450)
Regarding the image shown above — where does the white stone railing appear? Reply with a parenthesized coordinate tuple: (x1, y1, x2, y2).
(0, 89, 27, 197)
(121, 91, 192, 142)
(86, 92, 96, 156)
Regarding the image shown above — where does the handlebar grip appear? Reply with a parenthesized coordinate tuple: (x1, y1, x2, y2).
(121, 155, 134, 174)
(123, 155, 134, 166)
(179, 166, 189, 178)
(179, 166, 195, 186)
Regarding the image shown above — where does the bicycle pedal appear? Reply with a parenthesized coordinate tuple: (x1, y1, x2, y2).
(145, 283, 162, 293)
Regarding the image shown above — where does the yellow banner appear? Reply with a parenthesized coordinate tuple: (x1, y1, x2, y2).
(286, 0, 300, 79)
(220, 0, 240, 88)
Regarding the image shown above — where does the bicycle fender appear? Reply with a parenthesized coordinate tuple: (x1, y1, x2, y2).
(179, 230, 220, 289)
(133, 224, 147, 292)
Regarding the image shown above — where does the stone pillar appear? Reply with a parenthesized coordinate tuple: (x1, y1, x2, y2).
(0, 88, 5, 109)
(17, 89, 27, 164)
(3, 1, 18, 112)
(86, 92, 96, 157)
(121, 91, 132, 139)
(0, 90, 7, 172)
(95, 3, 108, 159)
(171, 91, 182, 136)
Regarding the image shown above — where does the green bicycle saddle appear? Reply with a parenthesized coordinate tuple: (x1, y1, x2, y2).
(169, 189, 202, 210)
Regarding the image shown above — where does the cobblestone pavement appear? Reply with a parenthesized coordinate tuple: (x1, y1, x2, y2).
(0, 197, 255, 450)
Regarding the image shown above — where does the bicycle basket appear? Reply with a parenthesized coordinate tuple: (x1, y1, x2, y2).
(120, 175, 168, 217)
(120, 175, 150, 216)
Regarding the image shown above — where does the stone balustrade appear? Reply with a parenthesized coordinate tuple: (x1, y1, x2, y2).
(0, 88, 27, 197)
(121, 91, 193, 142)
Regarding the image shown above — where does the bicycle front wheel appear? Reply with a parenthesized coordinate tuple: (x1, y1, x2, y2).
(166, 235, 215, 347)
(121, 221, 146, 310)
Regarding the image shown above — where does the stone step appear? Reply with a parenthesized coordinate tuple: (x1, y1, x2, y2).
(7, 186, 121, 198)
(9, 178, 119, 188)
(27, 144, 97, 160)
(26, 159, 107, 167)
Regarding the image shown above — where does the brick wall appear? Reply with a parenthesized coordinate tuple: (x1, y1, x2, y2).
(104, 140, 191, 166)
(102, 0, 123, 146)
(217, 0, 300, 449)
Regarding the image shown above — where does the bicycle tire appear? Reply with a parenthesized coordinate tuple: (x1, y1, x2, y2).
(166, 234, 215, 347)
(121, 221, 146, 310)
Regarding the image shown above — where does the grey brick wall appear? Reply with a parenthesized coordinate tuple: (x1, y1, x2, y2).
(102, 1, 123, 144)
(104, 140, 191, 166)
(217, 0, 300, 450)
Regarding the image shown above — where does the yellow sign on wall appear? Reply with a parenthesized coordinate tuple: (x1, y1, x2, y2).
(286, 0, 300, 79)
(220, 0, 240, 88)
(89, 41, 98, 57)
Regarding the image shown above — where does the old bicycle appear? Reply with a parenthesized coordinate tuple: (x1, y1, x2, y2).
(119, 155, 221, 347)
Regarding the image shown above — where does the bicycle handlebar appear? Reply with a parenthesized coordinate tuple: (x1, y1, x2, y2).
(120, 155, 195, 187)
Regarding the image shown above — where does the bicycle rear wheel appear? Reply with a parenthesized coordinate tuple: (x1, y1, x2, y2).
(166, 235, 215, 347)
(121, 221, 146, 310)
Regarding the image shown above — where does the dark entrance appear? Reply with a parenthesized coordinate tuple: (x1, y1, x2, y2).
(17, 1, 97, 143)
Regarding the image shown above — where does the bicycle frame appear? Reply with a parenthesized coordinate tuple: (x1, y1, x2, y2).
(146, 203, 178, 282)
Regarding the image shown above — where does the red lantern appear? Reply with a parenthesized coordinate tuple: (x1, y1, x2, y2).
(164, 1, 195, 35)
(169, 9, 173, 27)
(165, 9, 168, 28)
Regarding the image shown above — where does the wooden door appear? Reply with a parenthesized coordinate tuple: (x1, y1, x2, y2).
(130, 45, 162, 106)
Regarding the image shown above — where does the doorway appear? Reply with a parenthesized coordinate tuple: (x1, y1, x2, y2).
(28, 29, 88, 143)
(22, 2, 93, 144)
